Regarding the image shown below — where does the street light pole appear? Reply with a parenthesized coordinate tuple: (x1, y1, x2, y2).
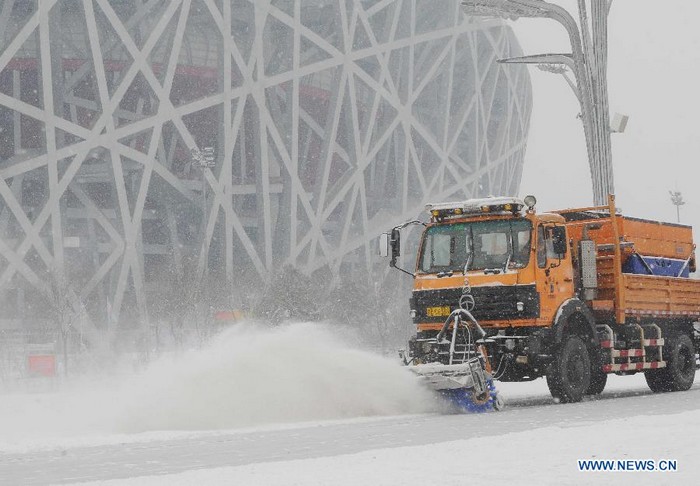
(461, 0, 614, 205)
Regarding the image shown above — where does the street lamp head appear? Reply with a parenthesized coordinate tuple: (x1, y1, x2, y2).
(462, 5, 520, 20)
(669, 190, 685, 206)
(537, 63, 568, 74)
(191, 146, 217, 168)
(461, 0, 548, 20)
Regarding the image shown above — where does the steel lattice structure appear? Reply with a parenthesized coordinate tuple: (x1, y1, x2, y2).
(0, 0, 531, 331)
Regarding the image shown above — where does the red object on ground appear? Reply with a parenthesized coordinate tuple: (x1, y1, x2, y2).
(214, 310, 245, 321)
(28, 355, 56, 377)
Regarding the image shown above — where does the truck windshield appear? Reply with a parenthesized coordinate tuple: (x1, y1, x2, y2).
(419, 219, 532, 273)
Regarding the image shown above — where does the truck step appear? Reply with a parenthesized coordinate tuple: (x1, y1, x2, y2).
(602, 361, 666, 373)
(611, 348, 645, 358)
(600, 338, 664, 349)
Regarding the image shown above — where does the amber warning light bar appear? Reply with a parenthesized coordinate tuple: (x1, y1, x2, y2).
(425, 196, 526, 221)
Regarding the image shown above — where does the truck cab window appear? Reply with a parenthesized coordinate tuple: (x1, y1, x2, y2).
(420, 228, 466, 272)
(537, 225, 563, 268)
(419, 219, 532, 273)
(537, 225, 547, 268)
(425, 233, 452, 267)
(513, 226, 532, 265)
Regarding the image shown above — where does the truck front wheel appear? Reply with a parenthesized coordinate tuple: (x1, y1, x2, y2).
(586, 367, 607, 395)
(546, 336, 591, 403)
(645, 334, 695, 393)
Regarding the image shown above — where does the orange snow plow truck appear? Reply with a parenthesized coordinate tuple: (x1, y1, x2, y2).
(381, 195, 700, 403)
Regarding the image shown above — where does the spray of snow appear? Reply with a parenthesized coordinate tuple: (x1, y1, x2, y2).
(115, 322, 437, 432)
(0, 322, 438, 446)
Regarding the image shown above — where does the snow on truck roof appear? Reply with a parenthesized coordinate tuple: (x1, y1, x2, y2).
(556, 209, 692, 229)
(425, 197, 525, 216)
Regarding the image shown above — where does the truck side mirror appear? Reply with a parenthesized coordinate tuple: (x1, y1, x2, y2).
(390, 228, 401, 267)
(378, 229, 401, 267)
(378, 233, 390, 257)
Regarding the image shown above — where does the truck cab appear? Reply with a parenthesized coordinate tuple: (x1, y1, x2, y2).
(412, 198, 573, 333)
(404, 197, 581, 383)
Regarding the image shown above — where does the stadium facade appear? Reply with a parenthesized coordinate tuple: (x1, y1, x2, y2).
(0, 0, 531, 334)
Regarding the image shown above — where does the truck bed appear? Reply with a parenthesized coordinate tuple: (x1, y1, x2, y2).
(593, 255, 700, 319)
(558, 200, 700, 323)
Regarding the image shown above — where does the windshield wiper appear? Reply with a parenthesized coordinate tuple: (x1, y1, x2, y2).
(503, 251, 512, 273)
(502, 222, 515, 272)
(463, 225, 474, 274)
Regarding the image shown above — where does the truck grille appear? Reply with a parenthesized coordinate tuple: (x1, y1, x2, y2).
(410, 284, 540, 323)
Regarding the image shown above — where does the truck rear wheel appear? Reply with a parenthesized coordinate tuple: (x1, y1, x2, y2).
(546, 336, 591, 403)
(645, 334, 695, 393)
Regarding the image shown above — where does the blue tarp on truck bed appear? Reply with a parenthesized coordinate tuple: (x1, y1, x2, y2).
(623, 254, 690, 278)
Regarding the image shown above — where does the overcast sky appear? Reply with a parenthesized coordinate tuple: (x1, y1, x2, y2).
(509, 1, 700, 232)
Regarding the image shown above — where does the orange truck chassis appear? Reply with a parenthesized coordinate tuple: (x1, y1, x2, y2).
(384, 195, 700, 403)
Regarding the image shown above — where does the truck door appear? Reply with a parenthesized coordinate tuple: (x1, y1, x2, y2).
(536, 224, 575, 321)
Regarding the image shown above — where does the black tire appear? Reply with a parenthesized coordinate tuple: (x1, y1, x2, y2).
(546, 336, 591, 403)
(645, 334, 695, 393)
(586, 367, 608, 395)
(644, 369, 671, 393)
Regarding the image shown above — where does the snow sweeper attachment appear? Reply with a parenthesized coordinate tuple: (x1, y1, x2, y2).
(401, 309, 503, 413)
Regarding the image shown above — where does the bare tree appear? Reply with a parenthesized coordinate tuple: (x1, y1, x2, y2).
(161, 255, 215, 347)
(45, 269, 83, 377)
(254, 266, 324, 323)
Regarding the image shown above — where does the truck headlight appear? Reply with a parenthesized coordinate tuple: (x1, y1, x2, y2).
(524, 195, 537, 209)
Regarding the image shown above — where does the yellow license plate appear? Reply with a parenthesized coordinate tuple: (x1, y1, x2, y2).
(426, 306, 451, 317)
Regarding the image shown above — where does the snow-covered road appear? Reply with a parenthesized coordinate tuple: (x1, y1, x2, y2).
(2, 326, 698, 485)
(3, 375, 699, 485)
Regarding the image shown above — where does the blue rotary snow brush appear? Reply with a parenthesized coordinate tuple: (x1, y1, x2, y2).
(407, 358, 503, 413)
(439, 377, 502, 413)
